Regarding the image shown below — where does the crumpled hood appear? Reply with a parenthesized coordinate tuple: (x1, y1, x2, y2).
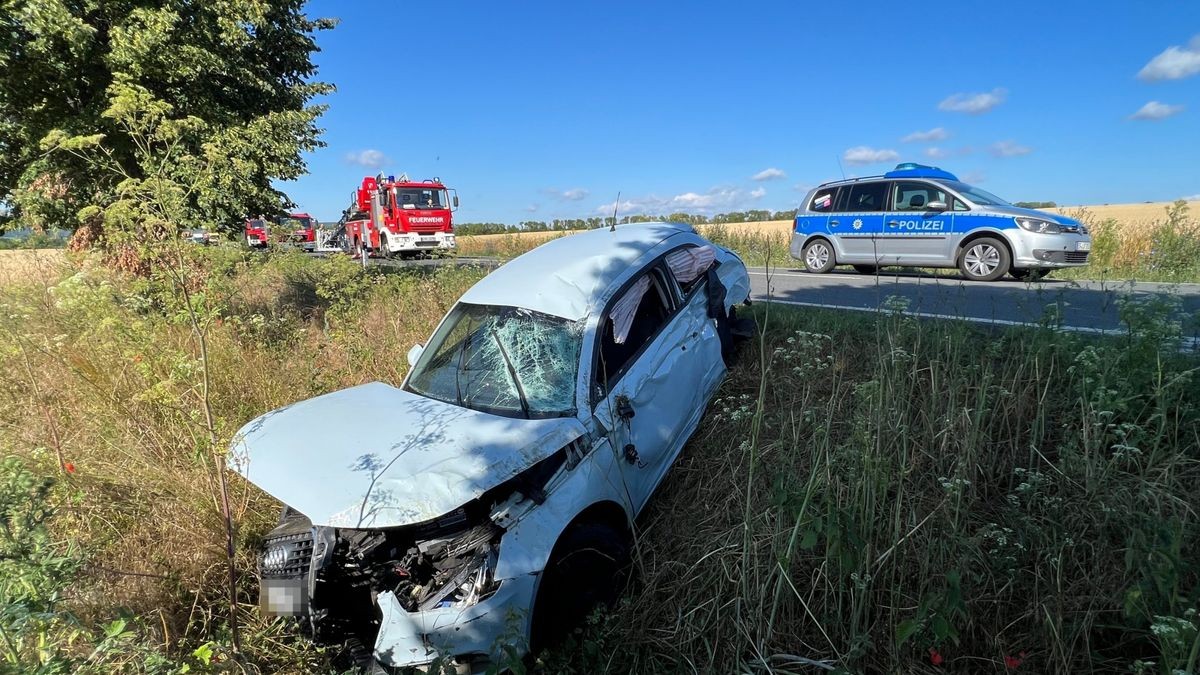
(230, 382, 584, 528)
(986, 204, 1084, 227)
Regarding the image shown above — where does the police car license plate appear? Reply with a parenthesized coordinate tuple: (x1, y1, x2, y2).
(1076, 242, 1091, 252)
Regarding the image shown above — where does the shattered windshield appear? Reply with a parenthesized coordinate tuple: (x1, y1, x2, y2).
(405, 303, 583, 418)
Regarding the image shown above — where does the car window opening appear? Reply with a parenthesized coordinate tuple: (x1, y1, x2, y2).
(598, 270, 673, 390)
(666, 245, 716, 294)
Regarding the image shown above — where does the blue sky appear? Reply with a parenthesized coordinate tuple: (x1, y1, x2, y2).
(287, 1, 1200, 224)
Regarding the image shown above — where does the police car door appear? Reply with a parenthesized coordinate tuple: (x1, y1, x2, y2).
(832, 181, 889, 262)
(881, 181, 954, 264)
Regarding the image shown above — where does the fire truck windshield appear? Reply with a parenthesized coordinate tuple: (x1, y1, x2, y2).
(278, 215, 312, 230)
(395, 188, 448, 210)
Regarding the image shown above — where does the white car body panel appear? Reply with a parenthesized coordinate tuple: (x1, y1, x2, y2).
(231, 382, 584, 529)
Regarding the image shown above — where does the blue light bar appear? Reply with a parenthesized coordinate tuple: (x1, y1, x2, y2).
(387, 175, 395, 183)
(884, 163, 958, 181)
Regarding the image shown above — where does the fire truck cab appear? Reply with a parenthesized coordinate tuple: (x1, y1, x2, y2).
(345, 174, 458, 258)
(245, 213, 317, 252)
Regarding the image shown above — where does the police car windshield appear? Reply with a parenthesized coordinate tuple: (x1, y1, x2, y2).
(937, 181, 1010, 207)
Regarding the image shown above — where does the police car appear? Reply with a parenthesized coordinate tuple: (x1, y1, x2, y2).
(791, 164, 1091, 281)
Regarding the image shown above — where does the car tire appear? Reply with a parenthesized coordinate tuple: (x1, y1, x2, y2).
(802, 239, 836, 274)
(959, 237, 1010, 282)
(529, 522, 631, 654)
(1009, 268, 1049, 281)
(852, 264, 879, 275)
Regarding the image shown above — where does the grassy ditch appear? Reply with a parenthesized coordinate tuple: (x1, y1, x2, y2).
(1, 250, 1198, 673)
(554, 293, 1200, 673)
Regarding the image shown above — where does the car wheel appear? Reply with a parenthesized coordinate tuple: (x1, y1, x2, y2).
(959, 237, 1010, 281)
(802, 239, 836, 274)
(1009, 268, 1049, 281)
(530, 522, 631, 653)
(852, 264, 878, 275)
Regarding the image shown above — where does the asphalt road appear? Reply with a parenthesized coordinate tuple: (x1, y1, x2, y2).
(748, 266, 1200, 335)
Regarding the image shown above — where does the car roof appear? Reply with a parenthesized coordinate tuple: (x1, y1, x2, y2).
(458, 221, 695, 321)
(814, 164, 959, 190)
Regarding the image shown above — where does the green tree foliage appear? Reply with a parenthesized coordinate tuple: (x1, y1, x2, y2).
(0, 0, 333, 234)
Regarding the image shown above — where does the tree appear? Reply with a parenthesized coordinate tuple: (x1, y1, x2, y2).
(0, 0, 332, 234)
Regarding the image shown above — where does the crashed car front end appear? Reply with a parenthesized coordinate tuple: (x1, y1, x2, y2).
(252, 441, 585, 671)
(259, 508, 522, 670)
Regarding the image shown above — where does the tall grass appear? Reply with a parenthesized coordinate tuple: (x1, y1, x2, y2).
(542, 294, 1200, 673)
(2, 247, 1198, 673)
(0, 248, 487, 672)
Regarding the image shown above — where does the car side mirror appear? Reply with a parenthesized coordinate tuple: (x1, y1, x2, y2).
(406, 344, 424, 367)
(926, 201, 948, 211)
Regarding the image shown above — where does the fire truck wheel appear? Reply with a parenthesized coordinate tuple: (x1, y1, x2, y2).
(379, 234, 392, 259)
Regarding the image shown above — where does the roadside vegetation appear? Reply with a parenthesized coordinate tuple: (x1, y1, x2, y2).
(2, 246, 1197, 674)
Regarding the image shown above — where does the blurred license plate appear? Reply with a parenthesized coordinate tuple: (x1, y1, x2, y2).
(1076, 242, 1091, 251)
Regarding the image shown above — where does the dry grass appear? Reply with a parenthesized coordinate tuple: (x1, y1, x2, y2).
(1045, 200, 1200, 223)
(0, 249, 67, 286)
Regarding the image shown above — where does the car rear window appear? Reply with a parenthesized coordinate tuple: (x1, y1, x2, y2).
(809, 187, 837, 212)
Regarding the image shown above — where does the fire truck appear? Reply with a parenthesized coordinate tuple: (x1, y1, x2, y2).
(344, 173, 458, 258)
(245, 213, 317, 251)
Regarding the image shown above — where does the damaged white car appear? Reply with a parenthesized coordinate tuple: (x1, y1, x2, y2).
(231, 221, 752, 672)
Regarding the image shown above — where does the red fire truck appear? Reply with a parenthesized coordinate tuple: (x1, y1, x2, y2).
(344, 173, 458, 258)
(245, 213, 317, 251)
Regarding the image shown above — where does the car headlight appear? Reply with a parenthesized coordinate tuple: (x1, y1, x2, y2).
(1015, 217, 1063, 234)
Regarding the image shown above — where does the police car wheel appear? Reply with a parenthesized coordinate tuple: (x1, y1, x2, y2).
(959, 238, 1010, 281)
(802, 240, 836, 273)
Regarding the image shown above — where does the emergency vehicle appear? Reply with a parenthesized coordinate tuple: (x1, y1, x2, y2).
(344, 174, 458, 258)
(245, 213, 317, 252)
(791, 164, 1092, 281)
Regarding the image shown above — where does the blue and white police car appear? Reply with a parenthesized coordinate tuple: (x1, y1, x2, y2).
(790, 164, 1092, 281)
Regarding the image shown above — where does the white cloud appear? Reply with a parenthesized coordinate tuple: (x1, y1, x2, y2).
(990, 140, 1033, 158)
(902, 127, 949, 143)
(344, 149, 390, 169)
(541, 187, 591, 201)
(938, 88, 1007, 114)
(961, 171, 987, 184)
(524, 204, 539, 213)
(595, 184, 767, 216)
(924, 147, 949, 159)
(1138, 35, 1200, 81)
(843, 146, 900, 166)
(751, 167, 786, 181)
(1130, 100, 1185, 120)
(1182, 194, 1200, 201)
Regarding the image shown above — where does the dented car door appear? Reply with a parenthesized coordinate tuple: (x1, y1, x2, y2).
(592, 261, 724, 512)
